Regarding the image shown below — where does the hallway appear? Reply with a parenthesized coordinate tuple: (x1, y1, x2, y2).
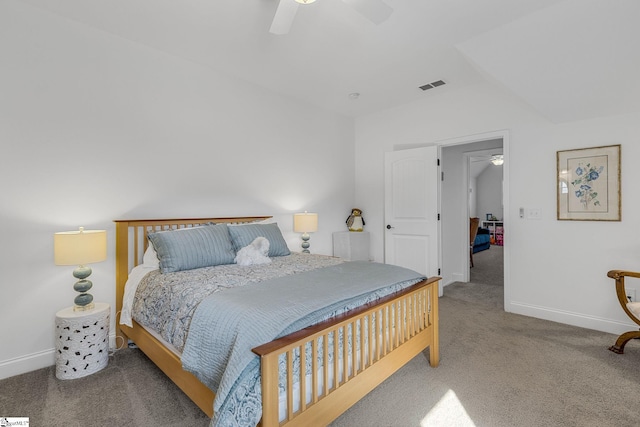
(445, 245, 504, 309)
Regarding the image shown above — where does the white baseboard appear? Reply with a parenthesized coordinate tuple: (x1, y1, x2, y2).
(451, 273, 464, 283)
(1, 333, 119, 380)
(0, 349, 55, 380)
(441, 273, 464, 288)
(507, 301, 635, 336)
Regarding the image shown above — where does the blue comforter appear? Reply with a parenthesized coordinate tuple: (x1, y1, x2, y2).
(181, 261, 425, 426)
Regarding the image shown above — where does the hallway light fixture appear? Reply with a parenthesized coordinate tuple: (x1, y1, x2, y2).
(490, 155, 504, 166)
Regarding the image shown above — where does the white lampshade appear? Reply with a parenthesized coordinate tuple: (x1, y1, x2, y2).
(490, 155, 504, 166)
(294, 212, 318, 233)
(54, 227, 107, 266)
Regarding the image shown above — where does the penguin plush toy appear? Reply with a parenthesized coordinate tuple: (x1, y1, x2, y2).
(346, 208, 365, 232)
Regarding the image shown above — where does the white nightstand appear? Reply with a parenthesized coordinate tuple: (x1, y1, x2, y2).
(333, 231, 370, 261)
(55, 302, 110, 380)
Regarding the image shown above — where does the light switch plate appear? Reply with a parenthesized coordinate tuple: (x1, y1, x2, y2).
(527, 208, 541, 219)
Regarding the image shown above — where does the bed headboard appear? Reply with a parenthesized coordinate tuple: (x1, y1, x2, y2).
(113, 216, 272, 327)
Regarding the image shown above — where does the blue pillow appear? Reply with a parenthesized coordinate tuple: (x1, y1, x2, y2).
(148, 224, 236, 273)
(228, 223, 290, 257)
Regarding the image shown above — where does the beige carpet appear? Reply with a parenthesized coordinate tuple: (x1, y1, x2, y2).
(332, 245, 640, 426)
(444, 244, 504, 309)
(332, 293, 640, 426)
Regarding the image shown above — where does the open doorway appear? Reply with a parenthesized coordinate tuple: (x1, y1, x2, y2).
(467, 149, 504, 307)
(439, 134, 507, 309)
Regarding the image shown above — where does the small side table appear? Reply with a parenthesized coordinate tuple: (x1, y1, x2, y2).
(333, 231, 370, 261)
(55, 302, 110, 380)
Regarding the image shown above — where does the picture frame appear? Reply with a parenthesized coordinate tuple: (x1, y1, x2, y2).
(486, 213, 493, 221)
(557, 144, 621, 221)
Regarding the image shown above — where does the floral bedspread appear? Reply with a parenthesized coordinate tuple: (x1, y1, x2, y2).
(131, 253, 344, 352)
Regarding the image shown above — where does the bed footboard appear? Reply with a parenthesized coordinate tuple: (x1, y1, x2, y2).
(253, 276, 440, 427)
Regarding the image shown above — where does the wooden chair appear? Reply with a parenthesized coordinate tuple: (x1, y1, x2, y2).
(607, 269, 640, 353)
(469, 217, 479, 268)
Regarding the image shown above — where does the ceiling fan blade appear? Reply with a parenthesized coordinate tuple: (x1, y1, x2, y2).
(270, 0, 299, 35)
(342, 0, 393, 25)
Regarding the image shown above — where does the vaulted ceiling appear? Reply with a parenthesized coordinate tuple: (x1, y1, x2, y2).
(20, 0, 640, 122)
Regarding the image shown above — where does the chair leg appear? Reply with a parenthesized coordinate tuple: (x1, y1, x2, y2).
(470, 248, 474, 268)
(609, 330, 640, 354)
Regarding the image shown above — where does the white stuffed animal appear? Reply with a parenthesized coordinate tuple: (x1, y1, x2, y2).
(234, 237, 272, 266)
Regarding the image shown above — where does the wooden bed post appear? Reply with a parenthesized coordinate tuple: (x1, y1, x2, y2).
(429, 280, 440, 367)
(259, 352, 280, 427)
(114, 220, 130, 348)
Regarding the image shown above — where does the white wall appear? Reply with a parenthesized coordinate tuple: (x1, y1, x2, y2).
(469, 177, 478, 218)
(0, 2, 355, 378)
(477, 164, 504, 221)
(355, 80, 640, 337)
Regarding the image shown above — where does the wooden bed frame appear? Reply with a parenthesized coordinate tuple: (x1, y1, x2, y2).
(115, 217, 440, 426)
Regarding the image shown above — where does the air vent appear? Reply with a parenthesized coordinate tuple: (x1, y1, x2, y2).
(419, 80, 446, 91)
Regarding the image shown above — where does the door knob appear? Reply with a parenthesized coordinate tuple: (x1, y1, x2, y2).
(386, 224, 394, 229)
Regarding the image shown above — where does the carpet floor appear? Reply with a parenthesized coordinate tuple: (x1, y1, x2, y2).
(3, 245, 640, 426)
(332, 245, 640, 426)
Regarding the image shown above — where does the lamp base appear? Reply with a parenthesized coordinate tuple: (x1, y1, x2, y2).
(301, 233, 311, 254)
(72, 266, 94, 311)
(73, 301, 95, 312)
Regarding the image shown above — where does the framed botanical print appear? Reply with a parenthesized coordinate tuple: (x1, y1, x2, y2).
(557, 144, 621, 221)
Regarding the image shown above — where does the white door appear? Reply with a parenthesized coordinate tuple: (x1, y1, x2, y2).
(384, 146, 439, 281)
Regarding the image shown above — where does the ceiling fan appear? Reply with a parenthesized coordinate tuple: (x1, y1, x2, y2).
(270, 0, 393, 35)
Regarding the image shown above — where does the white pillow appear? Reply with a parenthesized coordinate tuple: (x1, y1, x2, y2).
(143, 244, 160, 268)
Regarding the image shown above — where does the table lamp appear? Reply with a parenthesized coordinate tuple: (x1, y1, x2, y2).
(293, 211, 318, 253)
(54, 227, 107, 311)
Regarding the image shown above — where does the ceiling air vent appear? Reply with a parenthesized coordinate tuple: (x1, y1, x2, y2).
(419, 80, 446, 91)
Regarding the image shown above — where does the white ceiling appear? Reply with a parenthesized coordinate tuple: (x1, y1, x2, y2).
(20, 0, 640, 121)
